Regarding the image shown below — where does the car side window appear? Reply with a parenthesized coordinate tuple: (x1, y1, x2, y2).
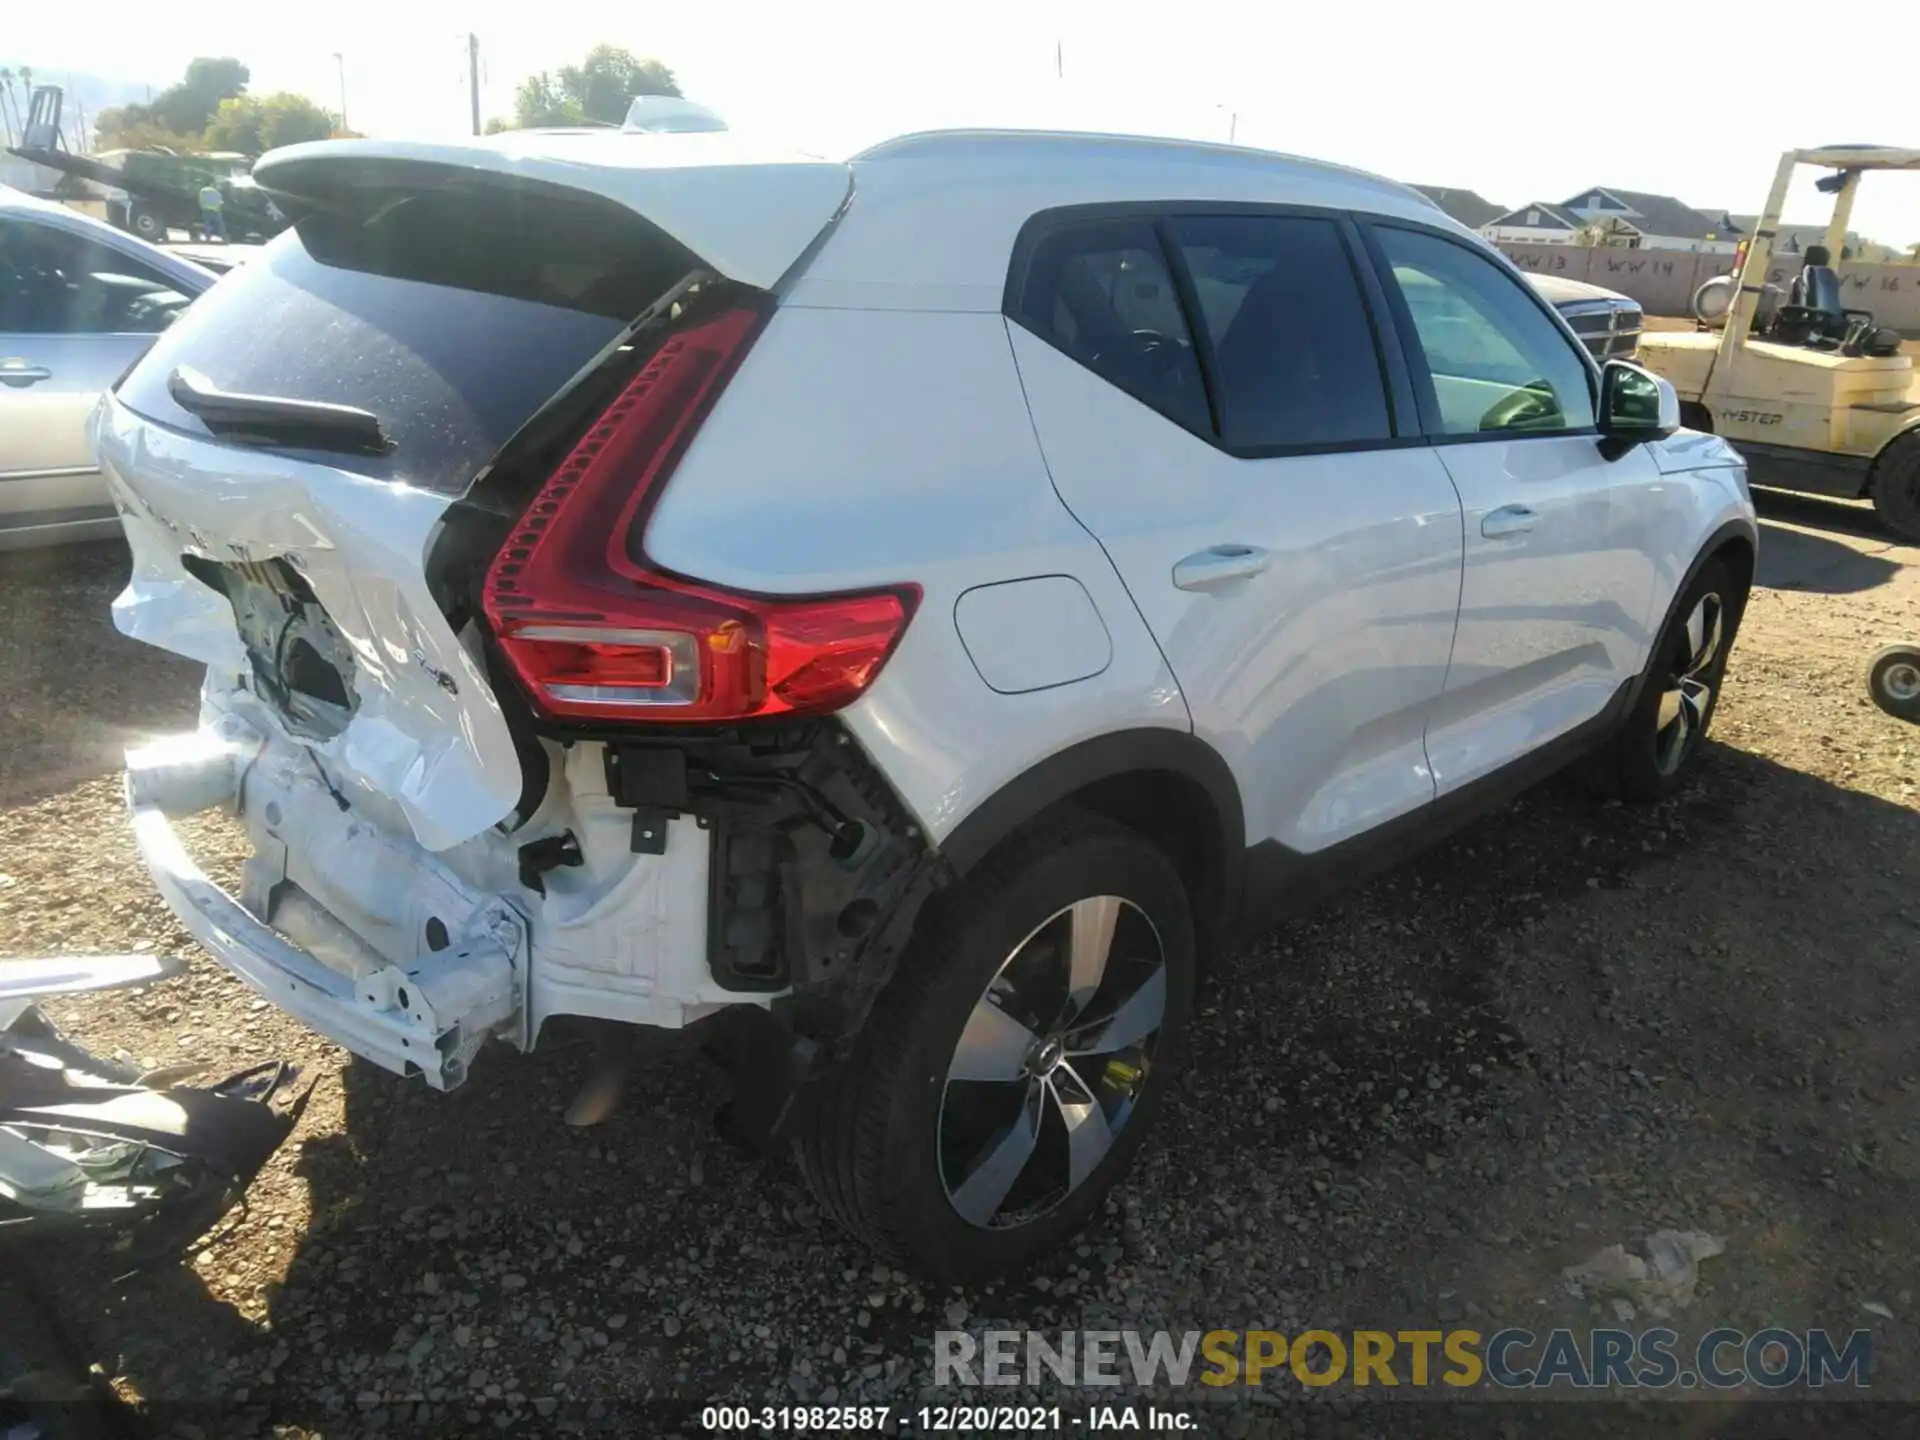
(0, 218, 192, 337)
(1166, 214, 1392, 449)
(1010, 218, 1210, 435)
(1373, 226, 1596, 438)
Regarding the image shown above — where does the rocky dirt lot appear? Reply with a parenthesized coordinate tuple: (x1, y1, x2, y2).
(4, 492, 1920, 1439)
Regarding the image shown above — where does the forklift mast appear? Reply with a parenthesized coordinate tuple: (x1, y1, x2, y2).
(21, 85, 64, 153)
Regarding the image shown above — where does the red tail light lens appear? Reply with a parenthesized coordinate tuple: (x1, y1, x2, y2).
(483, 303, 918, 724)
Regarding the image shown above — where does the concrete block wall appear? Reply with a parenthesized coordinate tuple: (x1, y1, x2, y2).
(1493, 242, 1920, 334)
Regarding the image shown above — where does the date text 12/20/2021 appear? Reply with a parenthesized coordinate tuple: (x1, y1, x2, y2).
(700, 1405, 1197, 1432)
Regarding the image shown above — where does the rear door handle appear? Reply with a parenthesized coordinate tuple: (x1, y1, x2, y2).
(1480, 504, 1537, 539)
(0, 359, 54, 388)
(1172, 543, 1273, 591)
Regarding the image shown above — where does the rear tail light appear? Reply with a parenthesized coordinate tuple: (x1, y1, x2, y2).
(483, 302, 918, 724)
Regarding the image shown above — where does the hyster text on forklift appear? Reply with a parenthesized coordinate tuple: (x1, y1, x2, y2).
(1636, 146, 1920, 540)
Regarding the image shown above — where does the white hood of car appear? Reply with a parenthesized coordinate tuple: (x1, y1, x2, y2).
(1524, 272, 1634, 308)
(1651, 429, 1748, 475)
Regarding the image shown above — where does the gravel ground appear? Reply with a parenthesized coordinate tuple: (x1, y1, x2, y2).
(4, 496, 1920, 1438)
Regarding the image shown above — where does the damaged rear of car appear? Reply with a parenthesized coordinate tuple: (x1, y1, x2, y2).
(97, 136, 935, 1107)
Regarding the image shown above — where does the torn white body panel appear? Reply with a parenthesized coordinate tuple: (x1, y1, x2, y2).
(94, 395, 524, 853)
(124, 685, 764, 1088)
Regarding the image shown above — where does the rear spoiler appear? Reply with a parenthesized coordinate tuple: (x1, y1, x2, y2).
(253, 135, 851, 291)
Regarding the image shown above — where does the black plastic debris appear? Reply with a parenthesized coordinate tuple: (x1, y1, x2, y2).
(1, 996, 310, 1271)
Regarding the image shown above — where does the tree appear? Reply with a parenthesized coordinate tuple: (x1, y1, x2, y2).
(557, 45, 679, 124)
(1576, 216, 1635, 248)
(0, 69, 17, 143)
(92, 108, 203, 152)
(95, 56, 251, 151)
(512, 44, 679, 129)
(149, 57, 250, 135)
(511, 72, 582, 128)
(1, 67, 35, 145)
(204, 93, 336, 155)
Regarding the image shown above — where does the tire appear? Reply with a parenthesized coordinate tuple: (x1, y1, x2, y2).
(1870, 435, 1920, 545)
(794, 810, 1195, 1283)
(1867, 645, 1920, 723)
(1585, 558, 1738, 801)
(128, 206, 165, 242)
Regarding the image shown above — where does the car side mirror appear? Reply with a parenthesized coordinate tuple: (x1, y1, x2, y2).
(1598, 360, 1679, 458)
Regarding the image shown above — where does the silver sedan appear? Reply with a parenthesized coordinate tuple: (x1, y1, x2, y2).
(1, 187, 217, 549)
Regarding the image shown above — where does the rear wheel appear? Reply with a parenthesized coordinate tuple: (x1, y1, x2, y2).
(1586, 558, 1737, 800)
(127, 205, 166, 242)
(1867, 645, 1920, 722)
(1869, 435, 1920, 545)
(794, 811, 1195, 1282)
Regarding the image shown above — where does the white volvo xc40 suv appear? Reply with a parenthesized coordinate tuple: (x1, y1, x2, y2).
(94, 127, 1756, 1281)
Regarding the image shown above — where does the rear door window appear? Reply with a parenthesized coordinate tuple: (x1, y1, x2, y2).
(1165, 214, 1393, 450)
(115, 182, 700, 496)
(1008, 217, 1211, 435)
(0, 218, 193, 336)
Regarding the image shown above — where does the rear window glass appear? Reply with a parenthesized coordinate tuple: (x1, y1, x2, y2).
(1167, 214, 1392, 450)
(1009, 217, 1210, 436)
(116, 183, 698, 496)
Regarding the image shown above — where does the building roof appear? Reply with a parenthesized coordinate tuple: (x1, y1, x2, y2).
(1409, 185, 1504, 229)
(1727, 216, 1870, 254)
(1562, 186, 1734, 240)
(1485, 201, 1581, 230)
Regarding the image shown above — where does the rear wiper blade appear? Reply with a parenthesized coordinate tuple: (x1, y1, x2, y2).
(167, 366, 392, 456)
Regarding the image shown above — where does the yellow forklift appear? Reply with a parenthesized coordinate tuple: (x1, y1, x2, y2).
(1636, 146, 1920, 538)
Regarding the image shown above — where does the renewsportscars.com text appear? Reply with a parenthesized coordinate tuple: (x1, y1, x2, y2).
(934, 1327, 1871, 1391)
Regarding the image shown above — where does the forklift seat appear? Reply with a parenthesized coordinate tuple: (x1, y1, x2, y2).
(1771, 243, 1886, 352)
(1790, 245, 1846, 325)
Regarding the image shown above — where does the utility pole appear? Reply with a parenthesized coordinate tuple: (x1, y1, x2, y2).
(468, 34, 481, 135)
(333, 52, 348, 134)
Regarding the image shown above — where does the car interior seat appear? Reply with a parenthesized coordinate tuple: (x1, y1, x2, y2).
(1211, 263, 1328, 437)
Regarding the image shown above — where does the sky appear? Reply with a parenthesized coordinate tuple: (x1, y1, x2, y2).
(10, 0, 1918, 247)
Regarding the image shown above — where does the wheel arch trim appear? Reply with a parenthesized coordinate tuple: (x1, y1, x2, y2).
(1628, 516, 1757, 714)
(932, 728, 1247, 927)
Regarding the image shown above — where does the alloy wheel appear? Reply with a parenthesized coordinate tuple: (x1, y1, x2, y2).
(1655, 591, 1724, 775)
(1881, 660, 1920, 704)
(938, 896, 1166, 1229)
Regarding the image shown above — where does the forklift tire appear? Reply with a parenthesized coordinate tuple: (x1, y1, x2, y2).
(1869, 435, 1920, 545)
(1867, 645, 1920, 723)
(127, 206, 165, 242)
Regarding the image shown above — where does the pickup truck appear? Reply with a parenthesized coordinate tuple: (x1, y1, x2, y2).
(1527, 272, 1644, 363)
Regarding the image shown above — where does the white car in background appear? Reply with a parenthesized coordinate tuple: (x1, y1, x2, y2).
(96, 128, 1755, 1280)
(0, 187, 216, 550)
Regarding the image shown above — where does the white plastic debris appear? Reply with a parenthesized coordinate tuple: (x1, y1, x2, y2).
(1862, 1301, 1896, 1320)
(0, 954, 181, 1023)
(1563, 1229, 1727, 1317)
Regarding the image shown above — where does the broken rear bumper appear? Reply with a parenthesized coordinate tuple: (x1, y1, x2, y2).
(125, 726, 529, 1090)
